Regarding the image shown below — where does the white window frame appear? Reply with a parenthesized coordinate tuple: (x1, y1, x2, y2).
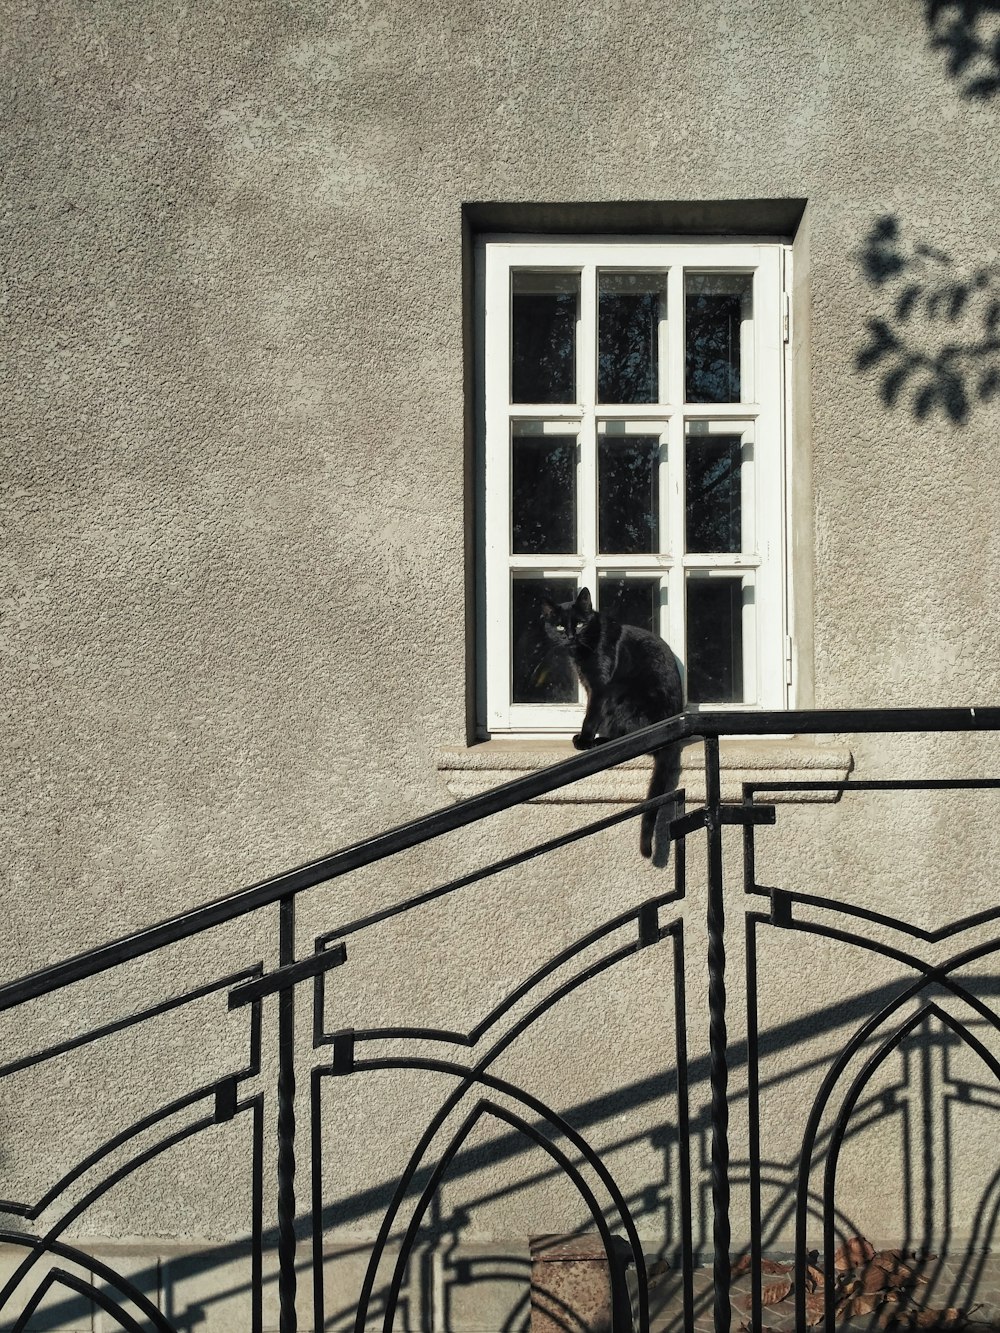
(477, 235, 791, 736)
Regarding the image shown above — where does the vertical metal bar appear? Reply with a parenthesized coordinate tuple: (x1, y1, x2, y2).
(278, 895, 297, 1333)
(823, 1156, 837, 1332)
(672, 924, 695, 1333)
(746, 921, 762, 1333)
(794, 1130, 812, 1328)
(704, 735, 731, 1333)
(252, 1093, 264, 1333)
(919, 1011, 934, 1254)
(311, 1069, 325, 1333)
(743, 788, 763, 1333)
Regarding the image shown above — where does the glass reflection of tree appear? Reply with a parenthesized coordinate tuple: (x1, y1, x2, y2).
(599, 286, 660, 403)
(598, 577, 658, 634)
(687, 580, 743, 703)
(511, 286, 577, 404)
(512, 439, 576, 554)
(686, 293, 743, 403)
(686, 438, 742, 554)
(599, 438, 658, 554)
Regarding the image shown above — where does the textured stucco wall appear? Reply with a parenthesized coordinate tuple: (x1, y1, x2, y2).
(3, 0, 1000, 1327)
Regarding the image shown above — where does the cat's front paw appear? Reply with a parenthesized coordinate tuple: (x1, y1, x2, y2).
(572, 733, 594, 750)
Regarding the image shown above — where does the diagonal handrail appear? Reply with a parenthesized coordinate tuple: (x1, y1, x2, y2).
(1, 706, 998, 1016)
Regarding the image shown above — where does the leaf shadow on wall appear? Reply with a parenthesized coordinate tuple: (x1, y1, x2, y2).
(855, 215, 1000, 425)
(925, 0, 1000, 100)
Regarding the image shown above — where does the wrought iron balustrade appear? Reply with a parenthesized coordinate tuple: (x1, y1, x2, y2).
(1, 708, 999, 1333)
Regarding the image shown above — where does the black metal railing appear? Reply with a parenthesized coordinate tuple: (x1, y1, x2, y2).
(1, 707, 999, 1333)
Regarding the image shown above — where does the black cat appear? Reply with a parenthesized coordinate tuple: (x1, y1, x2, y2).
(541, 587, 683, 858)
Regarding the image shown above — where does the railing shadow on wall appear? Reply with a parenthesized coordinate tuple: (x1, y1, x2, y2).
(5, 992, 999, 1333)
(1, 709, 999, 1333)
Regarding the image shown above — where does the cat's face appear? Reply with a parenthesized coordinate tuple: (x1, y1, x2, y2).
(541, 587, 595, 647)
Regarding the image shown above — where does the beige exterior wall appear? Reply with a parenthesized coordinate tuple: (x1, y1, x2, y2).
(3, 0, 1000, 1328)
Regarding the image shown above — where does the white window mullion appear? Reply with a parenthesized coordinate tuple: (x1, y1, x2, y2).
(483, 246, 513, 730)
(665, 423, 685, 669)
(666, 262, 684, 410)
(578, 264, 598, 598)
(665, 262, 686, 665)
(750, 246, 785, 708)
(743, 572, 759, 708)
(780, 243, 793, 702)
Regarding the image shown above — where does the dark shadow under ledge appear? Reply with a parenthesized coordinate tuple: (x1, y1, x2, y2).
(437, 737, 854, 805)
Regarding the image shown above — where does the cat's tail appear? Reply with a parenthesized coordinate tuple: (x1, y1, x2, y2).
(640, 743, 683, 860)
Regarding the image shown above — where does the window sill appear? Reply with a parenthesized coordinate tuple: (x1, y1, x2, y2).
(436, 737, 854, 805)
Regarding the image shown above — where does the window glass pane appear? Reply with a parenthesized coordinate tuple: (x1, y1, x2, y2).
(511, 427, 577, 554)
(685, 273, 752, 404)
(685, 432, 743, 553)
(685, 576, 744, 703)
(511, 576, 579, 704)
(598, 430, 659, 554)
(597, 575, 659, 635)
(598, 271, 667, 403)
(511, 271, 578, 404)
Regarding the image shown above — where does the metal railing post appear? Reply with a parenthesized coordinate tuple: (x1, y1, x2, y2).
(704, 736, 731, 1332)
(278, 894, 297, 1332)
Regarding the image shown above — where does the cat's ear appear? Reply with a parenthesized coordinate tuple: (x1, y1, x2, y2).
(540, 596, 558, 619)
(575, 587, 593, 614)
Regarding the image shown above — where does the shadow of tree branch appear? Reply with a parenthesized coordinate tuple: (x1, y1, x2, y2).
(926, 0, 1000, 100)
(855, 214, 1000, 424)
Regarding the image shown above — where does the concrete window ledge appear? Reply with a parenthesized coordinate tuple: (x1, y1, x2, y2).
(437, 737, 854, 805)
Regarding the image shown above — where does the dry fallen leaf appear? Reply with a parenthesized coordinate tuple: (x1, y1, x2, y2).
(835, 1235, 876, 1270)
(861, 1263, 892, 1293)
(871, 1253, 917, 1285)
(879, 1309, 970, 1330)
(731, 1252, 752, 1278)
(761, 1277, 793, 1306)
(848, 1291, 888, 1318)
(647, 1258, 670, 1288)
(760, 1258, 792, 1275)
(806, 1262, 826, 1291)
(739, 1278, 795, 1314)
(805, 1292, 827, 1326)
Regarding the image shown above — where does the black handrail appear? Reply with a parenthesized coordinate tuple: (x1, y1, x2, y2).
(2, 706, 998, 1016)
